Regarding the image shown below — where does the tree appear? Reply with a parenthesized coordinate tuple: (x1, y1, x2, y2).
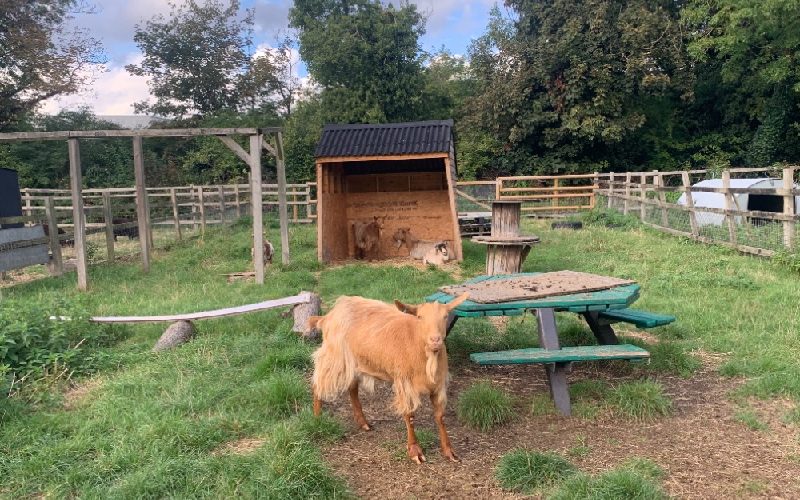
(289, 0, 427, 123)
(683, 0, 800, 165)
(127, 0, 290, 118)
(0, 0, 103, 130)
(465, 2, 692, 174)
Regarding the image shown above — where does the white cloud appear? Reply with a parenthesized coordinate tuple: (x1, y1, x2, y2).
(408, 0, 496, 35)
(40, 54, 150, 116)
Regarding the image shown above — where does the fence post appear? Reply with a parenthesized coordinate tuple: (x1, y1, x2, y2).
(170, 187, 182, 240)
(217, 185, 225, 224)
(552, 178, 559, 209)
(608, 172, 615, 209)
(197, 186, 206, 236)
(639, 173, 647, 222)
(623, 172, 632, 215)
(24, 190, 32, 221)
(591, 172, 598, 209)
(682, 171, 699, 237)
(44, 196, 63, 276)
(234, 184, 241, 217)
(722, 170, 737, 244)
(190, 185, 198, 231)
(102, 190, 115, 263)
(292, 192, 298, 222)
(783, 167, 796, 250)
(656, 172, 669, 227)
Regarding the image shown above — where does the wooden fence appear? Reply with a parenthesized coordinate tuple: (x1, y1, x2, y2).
(1, 182, 317, 278)
(598, 167, 799, 256)
(454, 175, 599, 214)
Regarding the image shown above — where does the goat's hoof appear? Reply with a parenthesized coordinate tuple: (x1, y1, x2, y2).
(408, 444, 426, 464)
(360, 423, 371, 431)
(442, 449, 460, 462)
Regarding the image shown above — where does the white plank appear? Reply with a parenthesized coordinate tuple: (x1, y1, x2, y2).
(90, 293, 311, 323)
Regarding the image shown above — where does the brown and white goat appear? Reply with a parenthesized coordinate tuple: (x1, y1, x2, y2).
(353, 216, 385, 259)
(308, 293, 469, 463)
(392, 227, 451, 265)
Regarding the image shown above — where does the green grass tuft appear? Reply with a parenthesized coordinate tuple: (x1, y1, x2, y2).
(457, 382, 515, 431)
(551, 468, 668, 500)
(606, 380, 672, 421)
(256, 344, 312, 375)
(293, 410, 346, 443)
(262, 370, 310, 418)
(531, 394, 557, 416)
(735, 408, 767, 431)
(495, 450, 577, 493)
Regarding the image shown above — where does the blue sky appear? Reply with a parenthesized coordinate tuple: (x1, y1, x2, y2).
(43, 0, 497, 115)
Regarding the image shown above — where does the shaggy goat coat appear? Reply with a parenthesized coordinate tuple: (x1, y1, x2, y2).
(310, 296, 450, 415)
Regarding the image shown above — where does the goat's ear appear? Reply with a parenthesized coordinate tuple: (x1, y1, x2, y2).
(394, 299, 418, 315)
(446, 293, 470, 311)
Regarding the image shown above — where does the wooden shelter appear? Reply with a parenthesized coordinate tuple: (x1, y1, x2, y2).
(314, 120, 462, 263)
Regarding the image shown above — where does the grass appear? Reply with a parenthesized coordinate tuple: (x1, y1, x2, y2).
(3, 212, 800, 495)
(457, 382, 515, 431)
(606, 381, 673, 420)
(495, 450, 578, 494)
(735, 407, 768, 431)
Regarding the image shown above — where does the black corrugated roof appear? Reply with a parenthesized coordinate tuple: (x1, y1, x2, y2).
(315, 120, 454, 158)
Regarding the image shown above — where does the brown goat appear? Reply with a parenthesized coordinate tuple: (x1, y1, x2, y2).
(392, 227, 451, 264)
(309, 293, 469, 463)
(352, 216, 384, 259)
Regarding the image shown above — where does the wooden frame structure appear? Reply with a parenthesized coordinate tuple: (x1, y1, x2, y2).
(314, 121, 463, 263)
(0, 128, 289, 290)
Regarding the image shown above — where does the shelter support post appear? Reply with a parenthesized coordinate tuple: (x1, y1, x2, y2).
(132, 136, 150, 272)
(68, 138, 88, 290)
(250, 134, 265, 284)
(274, 132, 290, 265)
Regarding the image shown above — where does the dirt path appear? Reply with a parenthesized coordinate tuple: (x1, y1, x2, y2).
(322, 360, 800, 499)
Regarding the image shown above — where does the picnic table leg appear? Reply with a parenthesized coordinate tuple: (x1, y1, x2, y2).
(445, 314, 459, 336)
(536, 308, 571, 416)
(582, 312, 620, 345)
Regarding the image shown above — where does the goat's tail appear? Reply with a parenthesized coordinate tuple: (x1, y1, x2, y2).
(311, 319, 357, 402)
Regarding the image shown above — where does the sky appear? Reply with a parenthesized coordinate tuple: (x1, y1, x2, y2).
(42, 0, 497, 116)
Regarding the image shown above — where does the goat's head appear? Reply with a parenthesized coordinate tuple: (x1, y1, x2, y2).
(392, 227, 412, 249)
(394, 293, 469, 354)
(433, 242, 450, 261)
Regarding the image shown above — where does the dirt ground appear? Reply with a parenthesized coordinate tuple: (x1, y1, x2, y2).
(321, 355, 800, 499)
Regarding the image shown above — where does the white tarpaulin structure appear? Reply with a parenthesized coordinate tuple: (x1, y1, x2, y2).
(677, 178, 800, 226)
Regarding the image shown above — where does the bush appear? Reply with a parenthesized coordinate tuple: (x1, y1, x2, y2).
(0, 297, 121, 395)
(457, 382, 515, 431)
(495, 450, 577, 493)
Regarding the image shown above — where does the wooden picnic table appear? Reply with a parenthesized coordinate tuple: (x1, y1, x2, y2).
(425, 272, 666, 416)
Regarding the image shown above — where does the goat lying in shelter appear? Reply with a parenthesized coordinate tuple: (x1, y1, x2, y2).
(392, 227, 451, 266)
(353, 216, 384, 259)
(308, 292, 469, 463)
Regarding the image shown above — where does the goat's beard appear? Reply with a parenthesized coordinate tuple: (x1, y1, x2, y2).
(425, 350, 439, 385)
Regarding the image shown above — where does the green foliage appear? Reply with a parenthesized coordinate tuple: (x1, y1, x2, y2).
(262, 370, 310, 418)
(735, 407, 768, 431)
(456, 382, 515, 431)
(773, 250, 800, 274)
(495, 450, 577, 494)
(582, 208, 640, 230)
(0, 297, 123, 395)
(606, 381, 673, 421)
(552, 467, 668, 500)
(290, 0, 426, 123)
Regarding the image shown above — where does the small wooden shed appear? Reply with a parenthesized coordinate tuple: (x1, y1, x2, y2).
(315, 120, 462, 263)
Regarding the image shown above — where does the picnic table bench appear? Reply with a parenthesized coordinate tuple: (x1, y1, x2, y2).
(425, 273, 676, 416)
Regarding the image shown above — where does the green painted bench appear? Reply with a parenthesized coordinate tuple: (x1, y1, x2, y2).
(470, 344, 650, 366)
(596, 308, 676, 329)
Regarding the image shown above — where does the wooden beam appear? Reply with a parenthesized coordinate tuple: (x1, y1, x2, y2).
(0, 128, 281, 141)
(317, 152, 448, 163)
(170, 188, 182, 240)
(261, 136, 277, 156)
(90, 293, 312, 323)
(275, 132, 290, 265)
(217, 136, 252, 164)
(68, 138, 88, 290)
(784, 167, 796, 250)
(722, 170, 737, 244)
(132, 136, 150, 272)
(250, 134, 265, 284)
